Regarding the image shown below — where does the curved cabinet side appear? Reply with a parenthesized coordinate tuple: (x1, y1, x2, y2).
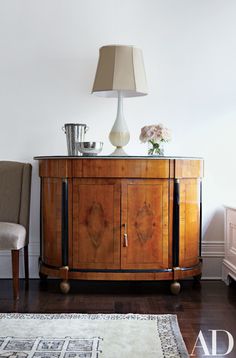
(41, 177, 62, 267)
(178, 178, 201, 268)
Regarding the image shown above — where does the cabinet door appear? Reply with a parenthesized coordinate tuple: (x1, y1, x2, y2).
(121, 180, 169, 269)
(179, 179, 200, 267)
(72, 179, 120, 269)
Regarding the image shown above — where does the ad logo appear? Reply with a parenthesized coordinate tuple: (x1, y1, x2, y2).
(190, 330, 234, 356)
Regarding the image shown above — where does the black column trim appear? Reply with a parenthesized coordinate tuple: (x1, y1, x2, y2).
(40, 177, 43, 260)
(173, 179, 180, 267)
(199, 179, 202, 257)
(62, 179, 69, 266)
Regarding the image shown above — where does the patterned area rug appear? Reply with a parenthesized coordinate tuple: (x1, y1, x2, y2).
(0, 313, 188, 358)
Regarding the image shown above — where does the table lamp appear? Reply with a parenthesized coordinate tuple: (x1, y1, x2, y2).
(92, 45, 148, 156)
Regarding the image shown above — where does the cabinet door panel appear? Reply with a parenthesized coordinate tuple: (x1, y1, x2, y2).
(41, 178, 62, 267)
(179, 179, 200, 267)
(72, 179, 120, 269)
(121, 180, 169, 269)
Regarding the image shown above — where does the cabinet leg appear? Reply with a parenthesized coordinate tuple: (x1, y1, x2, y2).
(39, 272, 48, 283)
(59, 266, 70, 294)
(38, 258, 48, 283)
(226, 275, 234, 286)
(193, 273, 202, 282)
(170, 281, 181, 295)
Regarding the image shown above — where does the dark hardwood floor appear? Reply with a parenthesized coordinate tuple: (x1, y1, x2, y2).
(0, 279, 236, 357)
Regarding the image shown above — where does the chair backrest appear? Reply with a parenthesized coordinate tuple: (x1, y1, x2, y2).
(0, 161, 32, 243)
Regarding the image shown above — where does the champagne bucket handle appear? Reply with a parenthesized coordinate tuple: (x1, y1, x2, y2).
(85, 125, 89, 133)
(62, 126, 66, 133)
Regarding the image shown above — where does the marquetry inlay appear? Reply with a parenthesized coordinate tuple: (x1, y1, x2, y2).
(135, 202, 155, 244)
(86, 202, 107, 248)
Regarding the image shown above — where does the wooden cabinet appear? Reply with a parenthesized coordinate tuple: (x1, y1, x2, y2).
(35, 156, 203, 294)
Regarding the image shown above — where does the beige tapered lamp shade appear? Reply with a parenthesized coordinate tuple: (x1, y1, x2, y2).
(92, 45, 148, 155)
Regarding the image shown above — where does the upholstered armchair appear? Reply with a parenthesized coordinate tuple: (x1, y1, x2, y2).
(0, 161, 32, 299)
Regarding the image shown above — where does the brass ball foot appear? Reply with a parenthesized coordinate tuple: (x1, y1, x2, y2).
(60, 280, 70, 294)
(170, 281, 181, 295)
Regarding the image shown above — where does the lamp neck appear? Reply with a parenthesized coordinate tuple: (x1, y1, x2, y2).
(116, 91, 124, 121)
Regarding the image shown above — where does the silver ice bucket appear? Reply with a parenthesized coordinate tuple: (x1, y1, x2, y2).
(62, 123, 89, 156)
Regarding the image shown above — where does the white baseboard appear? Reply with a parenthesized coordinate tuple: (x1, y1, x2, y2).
(201, 240, 224, 280)
(0, 242, 40, 279)
(0, 240, 225, 280)
(201, 241, 224, 257)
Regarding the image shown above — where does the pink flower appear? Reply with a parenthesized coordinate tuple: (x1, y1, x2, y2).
(139, 124, 171, 143)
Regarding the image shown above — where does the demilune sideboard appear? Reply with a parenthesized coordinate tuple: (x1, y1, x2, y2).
(34, 156, 204, 294)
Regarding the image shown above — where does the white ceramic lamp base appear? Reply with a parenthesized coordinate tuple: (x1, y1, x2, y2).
(109, 146, 129, 156)
(109, 92, 130, 156)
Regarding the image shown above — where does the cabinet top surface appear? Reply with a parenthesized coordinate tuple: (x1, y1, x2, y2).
(36, 155, 204, 178)
(34, 155, 203, 160)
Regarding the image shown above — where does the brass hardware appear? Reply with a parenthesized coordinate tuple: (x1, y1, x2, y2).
(123, 234, 128, 247)
(170, 281, 181, 295)
(123, 223, 128, 247)
(173, 267, 181, 271)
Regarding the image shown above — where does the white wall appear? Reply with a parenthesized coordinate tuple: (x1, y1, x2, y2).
(0, 0, 236, 278)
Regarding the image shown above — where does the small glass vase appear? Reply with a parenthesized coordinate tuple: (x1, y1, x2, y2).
(148, 140, 164, 156)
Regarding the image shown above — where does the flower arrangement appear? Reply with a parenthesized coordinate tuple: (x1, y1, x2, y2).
(139, 123, 171, 155)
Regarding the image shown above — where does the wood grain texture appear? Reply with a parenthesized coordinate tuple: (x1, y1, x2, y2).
(38, 158, 204, 179)
(39, 159, 73, 178)
(38, 261, 200, 281)
(39, 263, 173, 281)
(178, 179, 200, 267)
(173, 264, 202, 280)
(1, 279, 236, 358)
(68, 271, 173, 281)
(72, 179, 121, 269)
(11, 250, 19, 300)
(168, 180, 174, 267)
(174, 159, 203, 178)
(121, 179, 169, 269)
(169, 159, 175, 178)
(68, 179, 73, 268)
(41, 178, 62, 267)
(24, 246, 29, 289)
(80, 159, 170, 178)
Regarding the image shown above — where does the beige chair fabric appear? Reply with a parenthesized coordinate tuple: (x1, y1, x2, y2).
(0, 161, 32, 299)
(0, 222, 26, 250)
(0, 161, 32, 245)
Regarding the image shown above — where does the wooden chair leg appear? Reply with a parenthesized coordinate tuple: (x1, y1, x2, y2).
(11, 250, 19, 300)
(24, 245, 29, 282)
